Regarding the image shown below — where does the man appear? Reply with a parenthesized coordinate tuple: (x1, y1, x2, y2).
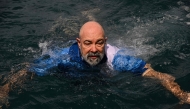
(0, 21, 190, 106)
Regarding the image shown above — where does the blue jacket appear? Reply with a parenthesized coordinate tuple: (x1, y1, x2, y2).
(29, 43, 147, 77)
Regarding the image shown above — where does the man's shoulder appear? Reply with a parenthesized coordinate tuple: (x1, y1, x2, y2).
(68, 42, 82, 62)
(105, 44, 119, 53)
(69, 42, 79, 55)
(105, 44, 119, 66)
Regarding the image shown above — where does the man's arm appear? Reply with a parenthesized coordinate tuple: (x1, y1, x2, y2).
(0, 63, 34, 107)
(111, 51, 190, 104)
(142, 64, 190, 104)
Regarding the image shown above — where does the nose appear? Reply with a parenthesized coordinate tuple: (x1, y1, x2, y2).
(90, 44, 98, 53)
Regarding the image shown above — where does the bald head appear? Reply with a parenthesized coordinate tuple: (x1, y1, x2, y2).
(79, 21, 105, 38)
(76, 21, 107, 66)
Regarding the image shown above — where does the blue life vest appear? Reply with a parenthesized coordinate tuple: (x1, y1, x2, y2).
(29, 42, 147, 77)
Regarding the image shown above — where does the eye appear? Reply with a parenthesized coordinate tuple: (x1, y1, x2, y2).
(96, 40, 105, 46)
(84, 42, 90, 45)
(84, 41, 92, 46)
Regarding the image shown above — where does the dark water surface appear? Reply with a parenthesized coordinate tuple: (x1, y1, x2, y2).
(1, 0, 190, 109)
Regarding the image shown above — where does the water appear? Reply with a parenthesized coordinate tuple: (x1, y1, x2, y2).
(0, 0, 190, 108)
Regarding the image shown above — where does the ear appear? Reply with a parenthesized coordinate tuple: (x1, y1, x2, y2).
(76, 38, 81, 48)
(105, 37, 107, 43)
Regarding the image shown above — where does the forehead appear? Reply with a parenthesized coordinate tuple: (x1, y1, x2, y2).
(80, 29, 104, 40)
(82, 30, 104, 40)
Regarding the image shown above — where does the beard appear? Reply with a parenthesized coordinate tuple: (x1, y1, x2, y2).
(82, 52, 104, 66)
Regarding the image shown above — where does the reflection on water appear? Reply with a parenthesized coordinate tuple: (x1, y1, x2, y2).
(0, 0, 190, 108)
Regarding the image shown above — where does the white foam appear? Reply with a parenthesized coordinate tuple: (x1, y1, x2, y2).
(23, 47, 36, 53)
(177, 1, 184, 6)
(186, 22, 190, 25)
(186, 13, 190, 18)
(38, 41, 49, 55)
(107, 25, 159, 61)
(180, 6, 190, 12)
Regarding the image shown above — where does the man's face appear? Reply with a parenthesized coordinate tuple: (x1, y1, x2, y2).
(77, 29, 107, 66)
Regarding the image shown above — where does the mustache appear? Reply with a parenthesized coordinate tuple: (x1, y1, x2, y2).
(87, 52, 101, 57)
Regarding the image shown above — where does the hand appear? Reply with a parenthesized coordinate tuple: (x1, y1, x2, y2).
(183, 93, 190, 104)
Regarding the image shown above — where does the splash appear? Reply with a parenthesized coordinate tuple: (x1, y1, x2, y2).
(106, 2, 189, 61)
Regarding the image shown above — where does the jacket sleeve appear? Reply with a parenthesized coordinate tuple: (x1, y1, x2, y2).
(29, 47, 69, 76)
(112, 50, 147, 74)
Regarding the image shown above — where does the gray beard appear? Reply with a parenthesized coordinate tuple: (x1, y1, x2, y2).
(82, 52, 104, 66)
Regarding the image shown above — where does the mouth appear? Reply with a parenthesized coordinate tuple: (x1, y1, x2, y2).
(88, 56, 99, 59)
